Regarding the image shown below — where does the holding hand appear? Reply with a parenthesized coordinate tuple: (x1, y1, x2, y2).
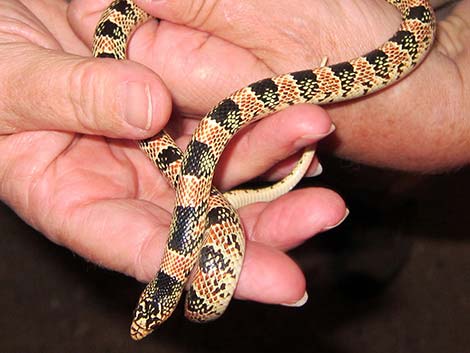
(0, 0, 346, 307)
(72, 0, 470, 172)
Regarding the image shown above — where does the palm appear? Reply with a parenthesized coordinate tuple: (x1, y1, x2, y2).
(0, 1, 173, 278)
(2, 127, 171, 268)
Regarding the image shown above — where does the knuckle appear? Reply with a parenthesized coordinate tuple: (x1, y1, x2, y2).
(0, 47, 27, 133)
(182, 0, 219, 28)
(68, 59, 114, 134)
(68, 59, 96, 132)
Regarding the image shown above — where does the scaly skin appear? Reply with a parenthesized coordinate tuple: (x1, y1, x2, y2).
(93, 0, 436, 340)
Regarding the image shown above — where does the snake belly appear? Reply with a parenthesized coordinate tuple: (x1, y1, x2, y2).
(93, 0, 436, 340)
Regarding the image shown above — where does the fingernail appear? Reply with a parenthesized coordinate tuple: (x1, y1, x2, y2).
(295, 123, 336, 148)
(281, 291, 309, 307)
(323, 208, 350, 231)
(119, 82, 153, 130)
(307, 162, 323, 177)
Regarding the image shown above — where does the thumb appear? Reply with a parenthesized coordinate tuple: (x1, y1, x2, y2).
(0, 45, 171, 138)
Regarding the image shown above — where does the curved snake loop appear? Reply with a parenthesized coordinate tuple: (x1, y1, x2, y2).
(93, 0, 436, 340)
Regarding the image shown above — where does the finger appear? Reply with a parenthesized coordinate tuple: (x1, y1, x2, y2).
(214, 104, 333, 189)
(131, 0, 225, 29)
(51, 196, 303, 305)
(239, 187, 348, 250)
(68, 0, 160, 54)
(69, 0, 271, 118)
(234, 187, 347, 305)
(260, 150, 323, 181)
(0, 45, 171, 138)
(68, 0, 113, 48)
(48, 198, 172, 282)
(234, 241, 307, 305)
(60, 197, 307, 305)
(43, 185, 345, 306)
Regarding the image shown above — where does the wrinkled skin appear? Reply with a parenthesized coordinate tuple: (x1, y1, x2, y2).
(0, 0, 347, 307)
(1, 0, 468, 308)
(72, 0, 470, 172)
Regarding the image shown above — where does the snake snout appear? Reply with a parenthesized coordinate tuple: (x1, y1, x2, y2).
(130, 319, 154, 341)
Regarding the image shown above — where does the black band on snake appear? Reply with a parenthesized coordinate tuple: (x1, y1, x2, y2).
(93, 0, 436, 340)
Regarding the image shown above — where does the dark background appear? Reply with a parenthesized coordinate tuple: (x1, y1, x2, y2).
(1, 158, 469, 353)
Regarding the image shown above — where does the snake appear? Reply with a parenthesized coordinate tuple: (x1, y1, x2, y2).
(93, 0, 436, 340)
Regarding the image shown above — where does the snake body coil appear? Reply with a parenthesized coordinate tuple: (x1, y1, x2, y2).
(93, 0, 436, 340)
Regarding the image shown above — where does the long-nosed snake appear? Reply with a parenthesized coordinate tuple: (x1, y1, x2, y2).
(93, 0, 436, 340)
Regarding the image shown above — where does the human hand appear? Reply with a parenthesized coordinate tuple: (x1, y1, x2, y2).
(0, 0, 346, 306)
(71, 0, 470, 172)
